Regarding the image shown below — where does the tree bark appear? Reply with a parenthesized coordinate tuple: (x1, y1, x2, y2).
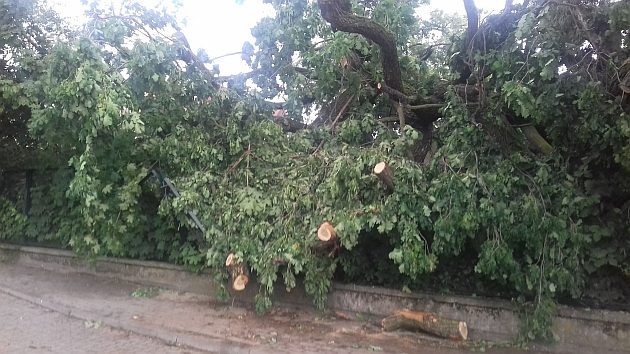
(317, 0, 403, 95)
(314, 222, 340, 257)
(521, 125, 554, 155)
(373, 162, 394, 190)
(382, 310, 468, 341)
(457, 0, 479, 84)
(463, 0, 479, 52)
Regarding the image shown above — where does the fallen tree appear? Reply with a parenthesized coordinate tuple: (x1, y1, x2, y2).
(2, 0, 629, 342)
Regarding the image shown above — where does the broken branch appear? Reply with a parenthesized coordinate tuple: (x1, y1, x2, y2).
(225, 253, 250, 291)
(521, 125, 554, 155)
(315, 222, 340, 257)
(317, 0, 404, 95)
(317, 221, 337, 242)
(396, 101, 406, 130)
(382, 310, 468, 341)
(374, 161, 394, 190)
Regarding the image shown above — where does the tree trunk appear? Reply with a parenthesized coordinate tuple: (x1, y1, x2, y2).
(382, 310, 468, 341)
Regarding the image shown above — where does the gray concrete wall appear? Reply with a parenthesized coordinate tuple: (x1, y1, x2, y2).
(1, 243, 629, 353)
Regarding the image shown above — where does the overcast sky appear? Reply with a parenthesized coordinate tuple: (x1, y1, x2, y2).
(49, 0, 506, 75)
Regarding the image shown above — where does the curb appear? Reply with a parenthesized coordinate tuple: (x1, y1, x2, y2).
(1, 243, 629, 353)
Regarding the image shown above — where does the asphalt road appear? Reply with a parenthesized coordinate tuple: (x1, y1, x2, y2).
(0, 291, 201, 354)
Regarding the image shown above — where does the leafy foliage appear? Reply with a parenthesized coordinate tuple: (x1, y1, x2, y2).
(0, 197, 27, 240)
(1, 0, 629, 341)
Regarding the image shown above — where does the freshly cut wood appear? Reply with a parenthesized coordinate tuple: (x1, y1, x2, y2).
(225, 253, 236, 267)
(313, 222, 340, 258)
(225, 253, 249, 291)
(373, 161, 394, 189)
(232, 273, 249, 291)
(228, 263, 250, 291)
(381, 310, 467, 341)
(317, 221, 337, 242)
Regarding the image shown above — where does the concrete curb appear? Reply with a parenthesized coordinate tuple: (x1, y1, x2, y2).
(1, 243, 629, 353)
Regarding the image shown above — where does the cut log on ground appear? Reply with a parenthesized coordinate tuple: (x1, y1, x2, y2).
(225, 253, 250, 291)
(381, 310, 468, 341)
(373, 161, 394, 189)
(317, 221, 337, 242)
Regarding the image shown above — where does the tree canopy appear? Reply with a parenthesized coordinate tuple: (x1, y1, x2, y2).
(1, 0, 629, 340)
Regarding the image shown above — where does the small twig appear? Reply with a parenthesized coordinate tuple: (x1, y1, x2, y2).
(311, 140, 326, 155)
(408, 102, 478, 110)
(509, 122, 533, 128)
(209, 51, 243, 63)
(226, 146, 253, 174)
(408, 103, 443, 110)
(409, 42, 449, 61)
(408, 42, 448, 49)
(246, 142, 251, 187)
(330, 94, 356, 130)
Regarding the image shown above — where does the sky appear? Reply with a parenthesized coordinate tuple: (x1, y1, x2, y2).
(49, 0, 507, 75)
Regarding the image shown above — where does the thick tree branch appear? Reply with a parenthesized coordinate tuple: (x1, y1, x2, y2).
(463, 0, 479, 52)
(317, 0, 404, 95)
(457, 0, 479, 83)
(308, 0, 499, 138)
(173, 30, 220, 89)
